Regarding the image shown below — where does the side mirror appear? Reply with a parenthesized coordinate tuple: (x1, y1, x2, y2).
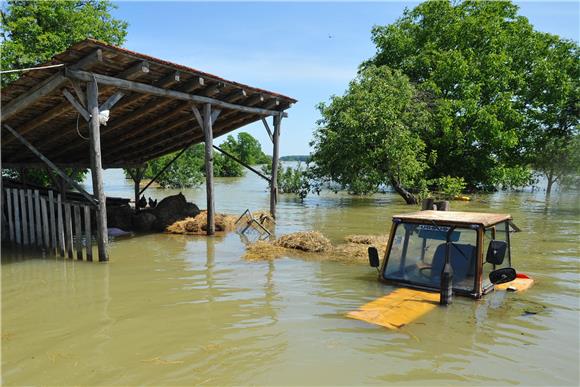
(489, 267, 516, 284)
(486, 240, 508, 265)
(368, 247, 380, 268)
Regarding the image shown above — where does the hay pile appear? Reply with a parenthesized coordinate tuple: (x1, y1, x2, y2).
(243, 231, 387, 263)
(243, 240, 287, 261)
(274, 231, 332, 252)
(333, 234, 389, 261)
(166, 211, 237, 235)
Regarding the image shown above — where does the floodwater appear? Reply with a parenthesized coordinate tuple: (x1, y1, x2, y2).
(2, 168, 579, 386)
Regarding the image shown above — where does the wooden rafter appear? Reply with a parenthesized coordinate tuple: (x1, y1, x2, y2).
(1, 49, 103, 122)
(65, 69, 286, 117)
(1, 49, 103, 145)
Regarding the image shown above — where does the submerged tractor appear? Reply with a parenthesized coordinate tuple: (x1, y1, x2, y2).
(368, 210, 534, 301)
(348, 210, 534, 330)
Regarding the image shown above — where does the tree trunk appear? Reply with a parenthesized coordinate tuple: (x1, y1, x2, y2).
(390, 177, 418, 205)
(546, 170, 554, 196)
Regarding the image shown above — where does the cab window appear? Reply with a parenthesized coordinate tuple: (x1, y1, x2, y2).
(384, 222, 477, 293)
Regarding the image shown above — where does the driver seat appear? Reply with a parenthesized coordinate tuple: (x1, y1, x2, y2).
(430, 243, 476, 284)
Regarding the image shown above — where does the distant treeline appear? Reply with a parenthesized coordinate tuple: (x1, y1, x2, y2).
(280, 155, 310, 162)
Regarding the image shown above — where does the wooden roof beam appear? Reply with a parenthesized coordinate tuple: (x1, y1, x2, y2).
(46, 71, 189, 160)
(133, 114, 257, 164)
(65, 69, 286, 117)
(202, 82, 226, 96)
(245, 93, 265, 106)
(108, 110, 247, 163)
(1, 48, 103, 122)
(224, 89, 247, 104)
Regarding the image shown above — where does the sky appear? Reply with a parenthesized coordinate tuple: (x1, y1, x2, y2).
(111, 1, 580, 156)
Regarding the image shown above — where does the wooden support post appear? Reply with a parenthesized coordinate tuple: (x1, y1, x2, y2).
(270, 115, 282, 219)
(203, 103, 215, 235)
(87, 79, 109, 261)
(129, 168, 144, 213)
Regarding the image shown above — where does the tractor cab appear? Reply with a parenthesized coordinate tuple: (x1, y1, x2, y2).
(368, 210, 532, 299)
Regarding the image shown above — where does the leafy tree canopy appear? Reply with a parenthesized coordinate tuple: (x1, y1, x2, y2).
(366, 0, 542, 190)
(310, 66, 431, 203)
(523, 33, 579, 193)
(1, 0, 127, 84)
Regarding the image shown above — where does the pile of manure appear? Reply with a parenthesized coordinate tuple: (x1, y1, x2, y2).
(166, 211, 237, 235)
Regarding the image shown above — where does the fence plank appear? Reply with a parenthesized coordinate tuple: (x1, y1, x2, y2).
(64, 202, 73, 258)
(84, 205, 92, 261)
(74, 205, 83, 260)
(48, 190, 57, 251)
(6, 189, 15, 242)
(20, 189, 29, 245)
(12, 190, 21, 245)
(27, 189, 35, 246)
(41, 197, 50, 250)
(34, 190, 42, 246)
(57, 194, 65, 256)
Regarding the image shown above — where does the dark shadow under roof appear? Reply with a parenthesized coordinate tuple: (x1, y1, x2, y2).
(1, 39, 296, 169)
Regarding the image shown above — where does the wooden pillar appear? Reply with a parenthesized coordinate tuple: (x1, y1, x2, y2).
(203, 103, 215, 235)
(87, 79, 108, 261)
(129, 168, 143, 213)
(270, 114, 281, 218)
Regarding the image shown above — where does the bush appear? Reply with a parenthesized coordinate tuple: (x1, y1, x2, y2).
(431, 176, 467, 199)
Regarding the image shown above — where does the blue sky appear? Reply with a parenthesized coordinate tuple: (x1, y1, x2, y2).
(111, 1, 580, 156)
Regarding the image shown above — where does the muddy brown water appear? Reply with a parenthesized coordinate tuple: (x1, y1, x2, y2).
(2, 169, 579, 385)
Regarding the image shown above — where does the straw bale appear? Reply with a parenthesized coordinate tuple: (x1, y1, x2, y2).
(166, 211, 238, 235)
(243, 240, 287, 261)
(344, 234, 389, 245)
(273, 231, 332, 252)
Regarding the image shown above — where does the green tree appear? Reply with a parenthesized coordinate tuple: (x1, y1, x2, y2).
(139, 146, 204, 189)
(127, 133, 271, 186)
(310, 66, 431, 204)
(366, 0, 539, 190)
(214, 136, 244, 177)
(236, 132, 270, 164)
(1, 0, 127, 84)
(523, 34, 580, 194)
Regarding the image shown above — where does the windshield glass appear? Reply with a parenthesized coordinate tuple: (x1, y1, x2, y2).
(383, 223, 477, 293)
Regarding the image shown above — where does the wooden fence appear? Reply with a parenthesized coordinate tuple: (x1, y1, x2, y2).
(2, 188, 95, 261)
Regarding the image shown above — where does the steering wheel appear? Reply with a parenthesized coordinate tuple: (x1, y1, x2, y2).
(418, 266, 433, 279)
